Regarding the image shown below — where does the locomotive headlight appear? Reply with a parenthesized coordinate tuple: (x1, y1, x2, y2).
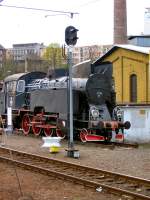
(91, 108, 99, 118)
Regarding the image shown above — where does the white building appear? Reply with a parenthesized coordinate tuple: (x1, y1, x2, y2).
(144, 8, 150, 34)
(71, 45, 112, 65)
(119, 105, 150, 143)
(9, 43, 45, 61)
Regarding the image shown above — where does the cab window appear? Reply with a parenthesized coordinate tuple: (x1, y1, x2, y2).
(6, 81, 17, 93)
(17, 80, 25, 93)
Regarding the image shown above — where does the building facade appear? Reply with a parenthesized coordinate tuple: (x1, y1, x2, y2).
(72, 45, 112, 65)
(0, 45, 6, 68)
(8, 43, 45, 61)
(128, 35, 150, 47)
(6, 43, 111, 65)
(93, 44, 150, 104)
(144, 8, 150, 34)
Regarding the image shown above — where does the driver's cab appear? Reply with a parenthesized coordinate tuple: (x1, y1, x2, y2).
(0, 73, 26, 115)
(0, 71, 46, 115)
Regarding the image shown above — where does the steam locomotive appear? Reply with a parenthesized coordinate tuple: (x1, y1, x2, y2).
(0, 61, 130, 142)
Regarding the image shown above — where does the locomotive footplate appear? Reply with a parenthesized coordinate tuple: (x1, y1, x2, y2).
(80, 128, 105, 142)
(79, 128, 124, 143)
(79, 119, 131, 142)
(85, 134, 105, 142)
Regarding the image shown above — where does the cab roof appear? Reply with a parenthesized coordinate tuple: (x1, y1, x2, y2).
(4, 73, 27, 83)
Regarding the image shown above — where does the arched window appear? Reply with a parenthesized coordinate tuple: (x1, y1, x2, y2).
(130, 74, 137, 102)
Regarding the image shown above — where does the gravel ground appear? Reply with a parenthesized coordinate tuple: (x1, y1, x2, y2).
(0, 133, 150, 200)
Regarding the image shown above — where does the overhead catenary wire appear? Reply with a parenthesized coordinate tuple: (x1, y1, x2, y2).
(0, 0, 102, 13)
(45, 13, 73, 18)
(0, 0, 103, 19)
(0, 3, 79, 18)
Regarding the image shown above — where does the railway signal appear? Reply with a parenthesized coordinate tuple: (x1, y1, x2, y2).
(65, 26, 78, 46)
(65, 26, 79, 158)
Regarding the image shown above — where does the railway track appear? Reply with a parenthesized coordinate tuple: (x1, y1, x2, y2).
(0, 146, 149, 200)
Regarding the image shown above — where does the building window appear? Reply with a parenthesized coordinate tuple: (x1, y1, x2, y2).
(130, 74, 137, 102)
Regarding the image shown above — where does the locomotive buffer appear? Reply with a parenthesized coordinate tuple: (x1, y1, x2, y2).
(65, 26, 79, 158)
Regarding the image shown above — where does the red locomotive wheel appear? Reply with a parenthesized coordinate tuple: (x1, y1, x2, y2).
(56, 129, 65, 139)
(32, 116, 42, 136)
(22, 114, 30, 135)
(44, 128, 53, 137)
(80, 128, 88, 142)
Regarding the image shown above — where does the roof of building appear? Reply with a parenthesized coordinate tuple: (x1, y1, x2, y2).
(128, 35, 150, 40)
(93, 44, 150, 65)
(13, 43, 45, 48)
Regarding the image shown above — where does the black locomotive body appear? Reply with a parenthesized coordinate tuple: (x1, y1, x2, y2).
(0, 71, 46, 111)
(0, 62, 130, 142)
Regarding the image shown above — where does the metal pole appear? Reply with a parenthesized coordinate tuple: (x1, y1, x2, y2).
(68, 46, 74, 149)
(7, 96, 13, 134)
(65, 25, 79, 158)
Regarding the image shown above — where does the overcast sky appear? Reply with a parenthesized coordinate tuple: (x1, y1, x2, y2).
(0, 0, 150, 48)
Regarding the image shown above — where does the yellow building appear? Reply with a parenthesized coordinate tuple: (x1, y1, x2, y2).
(93, 45, 150, 104)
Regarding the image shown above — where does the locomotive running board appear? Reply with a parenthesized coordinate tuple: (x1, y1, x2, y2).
(85, 134, 105, 141)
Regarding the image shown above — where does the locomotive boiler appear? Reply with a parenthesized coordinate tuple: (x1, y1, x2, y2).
(0, 61, 130, 142)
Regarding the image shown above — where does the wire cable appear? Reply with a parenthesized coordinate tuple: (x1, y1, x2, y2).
(0, 4, 79, 17)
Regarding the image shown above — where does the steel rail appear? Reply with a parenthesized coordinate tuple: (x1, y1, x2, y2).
(0, 147, 148, 185)
(0, 156, 150, 200)
(0, 147, 149, 200)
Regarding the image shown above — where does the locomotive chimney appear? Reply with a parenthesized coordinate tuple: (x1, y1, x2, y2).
(114, 0, 128, 44)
